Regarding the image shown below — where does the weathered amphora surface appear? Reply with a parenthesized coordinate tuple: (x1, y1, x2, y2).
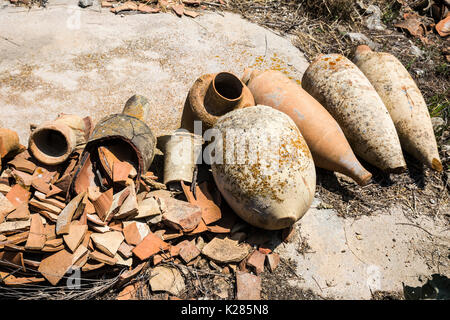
(354, 45, 442, 171)
(243, 68, 372, 185)
(302, 54, 406, 172)
(211, 105, 316, 230)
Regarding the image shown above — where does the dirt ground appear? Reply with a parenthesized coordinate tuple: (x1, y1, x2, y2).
(0, 0, 449, 300)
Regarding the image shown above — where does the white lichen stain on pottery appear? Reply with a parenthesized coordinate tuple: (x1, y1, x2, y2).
(302, 54, 406, 172)
(353, 45, 442, 171)
(211, 105, 316, 230)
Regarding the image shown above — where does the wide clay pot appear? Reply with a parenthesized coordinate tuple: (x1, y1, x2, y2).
(243, 68, 372, 185)
(354, 45, 442, 171)
(210, 105, 316, 230)
(0, 128, 20, 159)
(29, 114, 89, 165)
(302, 54, 406, 172)
(180, 72, 255, 132)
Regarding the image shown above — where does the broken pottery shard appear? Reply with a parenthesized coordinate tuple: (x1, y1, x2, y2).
(137, 3, 160, 13)
(7, 185, 31, 208)
(0, 271, 45, 286)
(161, 197, 202, 232)
(436, 15, 450, 37)
(201, 237, 250, 263)
(115, 253, 132, 267)
(149, 266, 185, 296)
(0, 219, 31, 234)
(0, 128, 20, 158)
(90, 231, 124, 257)
(104, 187, 129, 222)
(246, 250, 265, 275)
(38, 249, 74, 286)
(184, 10, 199, 18)
(5, 203, 30, 221)
(178, 239, 200, 263)
(56, 192, 86, 235)
(113, 161, 133, 185)
(115, 183, 138, 219)
(8, 156, 36, 174)
(266, 253, 280, 272)
(236, 271, 261, 300)
(0, 193, 15, 217)
(181, 181, 221, 225)
(172, 4, 184, 17)
(110, 1, 138, 13)
(118, 241, 134, 259)
(136, 196, 161, 219)
(92, 188, 113, 222)
(24, 214, 46, 250)
(123, 221, 150, 246)
(29, 198, 61, 215)
(89, 250, 118, 265)
(132, 231, 169, 260)
(63, 223, 88, 253)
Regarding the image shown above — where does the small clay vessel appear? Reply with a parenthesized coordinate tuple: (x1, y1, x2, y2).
(29, 114, 89, 165)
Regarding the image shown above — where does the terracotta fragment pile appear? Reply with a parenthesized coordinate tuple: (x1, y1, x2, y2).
(0, 102, 282, 300)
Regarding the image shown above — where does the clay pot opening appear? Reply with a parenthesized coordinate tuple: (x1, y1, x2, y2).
(213, 72, 243, 100)
(205, 72, 244, 116)
(32, 128, 69, 158)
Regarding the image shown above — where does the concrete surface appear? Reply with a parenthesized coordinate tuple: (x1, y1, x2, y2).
(1, 0, 448, 300)
(275, 198, 450, 299)
(0, 0, 308, 143)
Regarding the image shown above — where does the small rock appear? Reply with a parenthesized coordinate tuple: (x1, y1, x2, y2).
(364, 5, 386, 31)
(213, 276, 229, 299)
(344, 32, 380, 50)
(202, 237, 250, 263)
(410, 45, 425, 58)
(149, 266, 185, 296)
(79, 0, 93, 8)
(236, 271, 261, 300)
(431, 117, 445, 132)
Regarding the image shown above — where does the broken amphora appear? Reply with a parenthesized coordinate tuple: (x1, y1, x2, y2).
(242, 68, 372, 185)
(302, 54, 406, 172)
(210, 105, 316, 230)
(180, 72, 255, 132)
(353, 45, 442, 171)
(71, 96, 156, 194)
(29, 114, 91, 165)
